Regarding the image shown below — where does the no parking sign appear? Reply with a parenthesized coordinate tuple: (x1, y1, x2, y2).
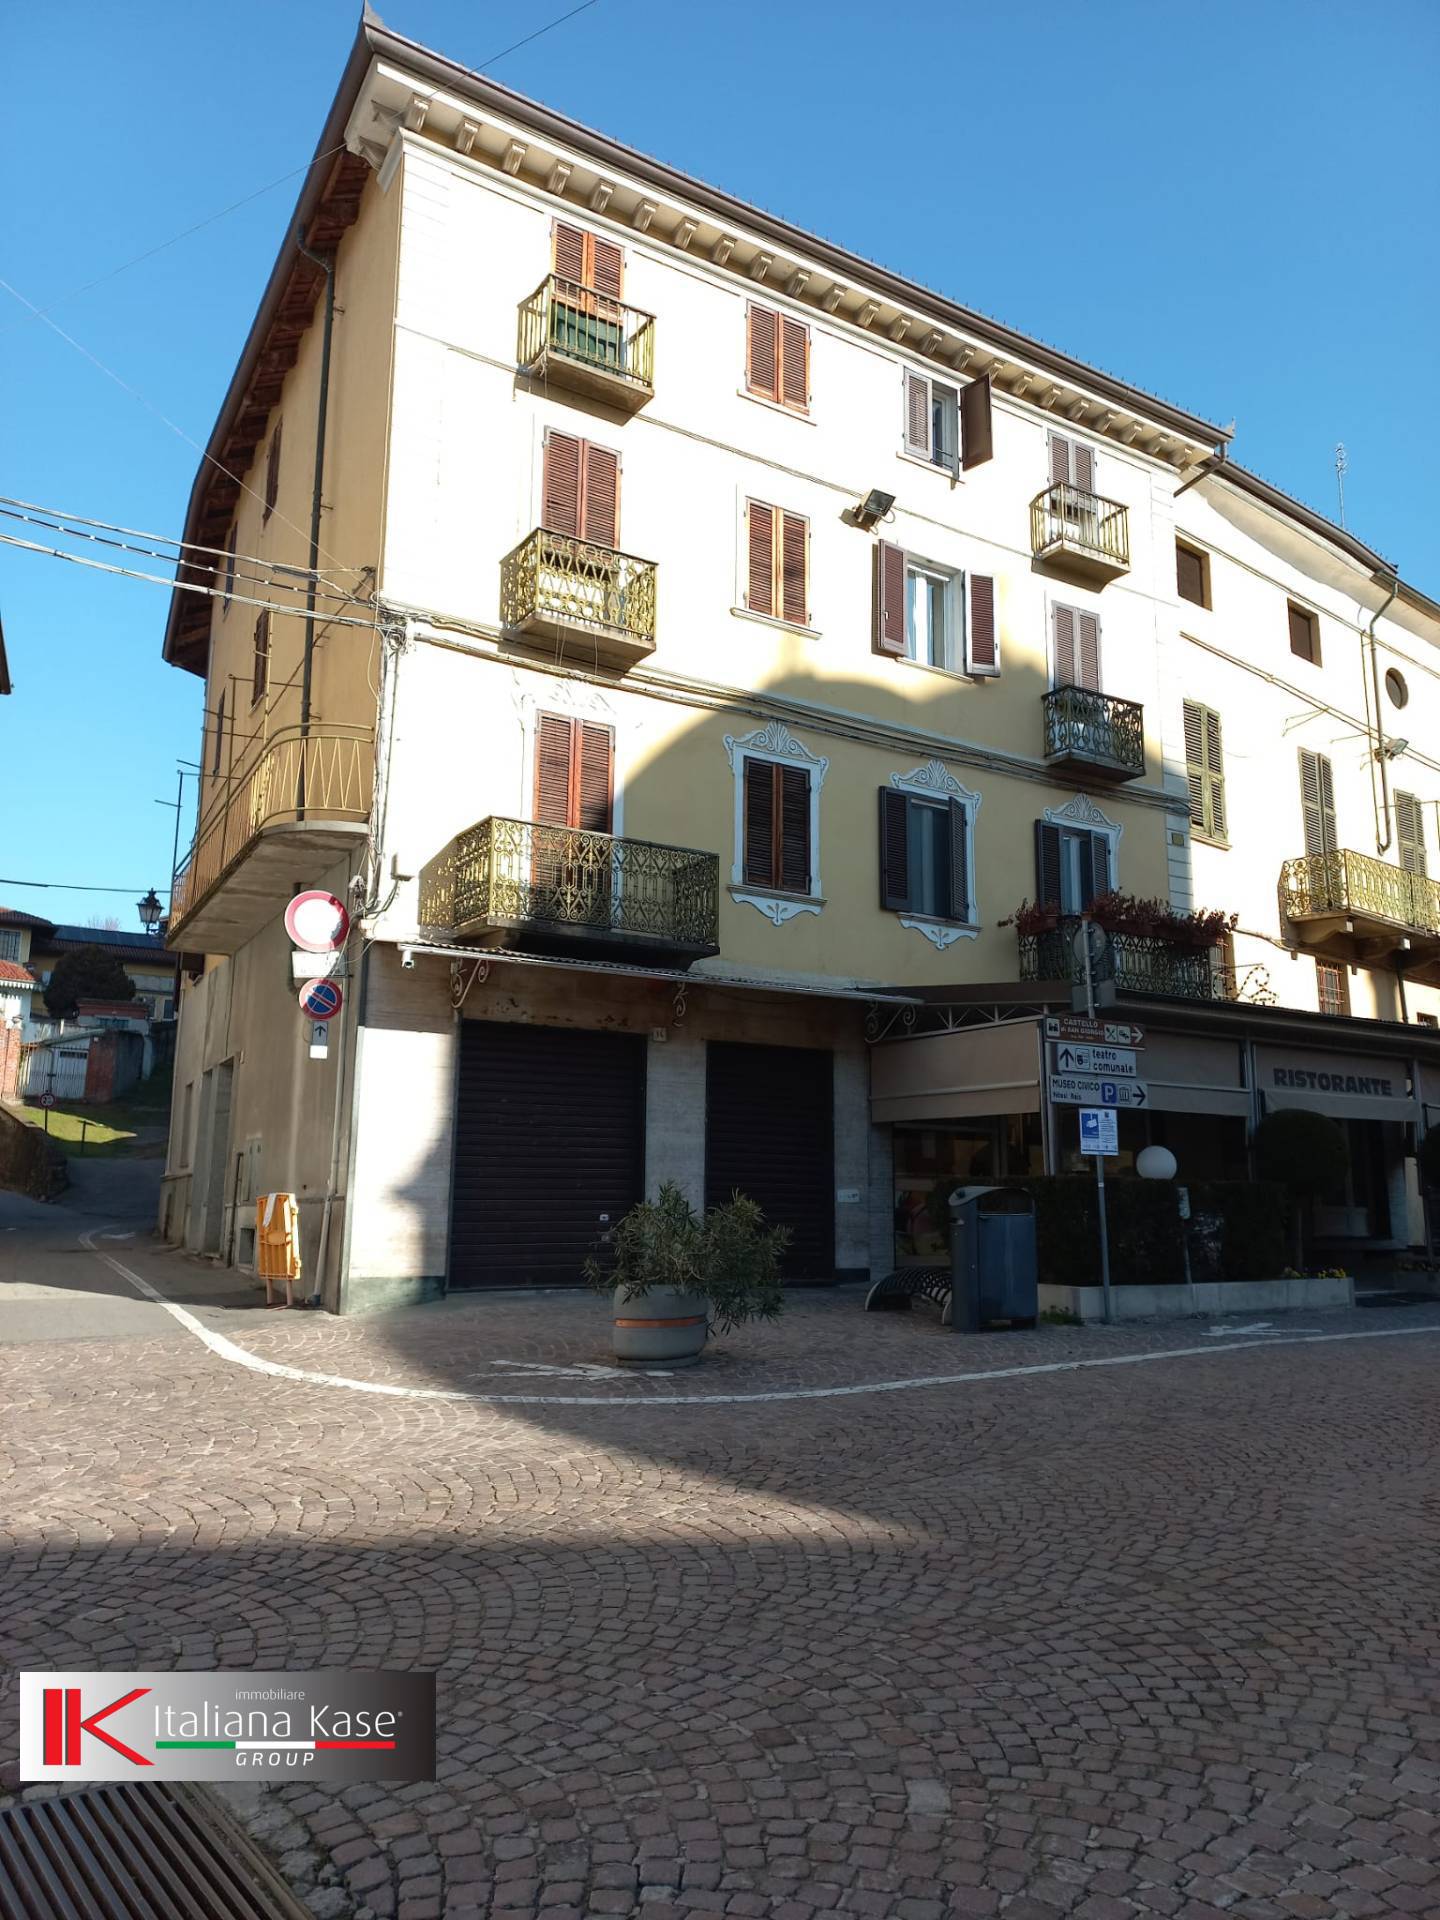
(298, 977, 343, 1022)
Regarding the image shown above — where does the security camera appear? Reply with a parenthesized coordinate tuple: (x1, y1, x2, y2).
(400, 947, 416, 970)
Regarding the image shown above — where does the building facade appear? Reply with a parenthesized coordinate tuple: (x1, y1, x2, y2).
(158, 18, 1440, 1304)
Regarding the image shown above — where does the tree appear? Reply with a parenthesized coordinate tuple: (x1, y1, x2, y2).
(1418, 1129, 1440, 1192)
(43, 945, 137, 1018)
(1252, 1109, 1349, 1268)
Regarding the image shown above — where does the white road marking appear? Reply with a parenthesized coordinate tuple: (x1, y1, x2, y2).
(1202, 1322, 1320, 1338)
(102, 1231, 135, 1241)
(76, 1230, 1440, 1409)
(487, 1358, 664, 1379)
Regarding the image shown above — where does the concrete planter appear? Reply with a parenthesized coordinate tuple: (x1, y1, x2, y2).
(611, 1284, 709, 1367)
(1039, 1275, 1354, 1325)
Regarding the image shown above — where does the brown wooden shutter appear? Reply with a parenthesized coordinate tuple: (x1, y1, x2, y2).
(1053, 603, 1076, 686)
(1288, 604, 1318, 662)
(264, 421, 282, 522)
(1397, 791, 1427, 876)
(590, 236, 623, 298)
(747, 502, 776, 617)
(251, 611, 270, 704)
(543, 431, 582, 536)
(879, 789, 910, 910)
(904, 371, 932, 458)
(212, 689, 225, 775)
(552, 220, 586, 284)
(1073, 441, 1095, 493)
(1204, 709, 1226, 838)
(1076, 610, 1101, 691)
(1034, 821, 1063, 908)
(779, 316, 808, 410)
(747, 304, 779, 401)
(1176, 542, 1206, 606)
(580, 442, 619, 547)
(1048, 433, 1071, 487)
(778, 765, 810, 892)
(965, 573, 997, 676)
(743, 759, 776, 886)
(1299, 749, 1336, 856)
(947, 798, 970, 920)
(577, 723, 614, 833)
(959, 373, 993, 469)
(780, 511, 807, 625)
(1088, 830, 1111, 898)
(873, 541, 906, 656)
(223, 524, 236, 605)
(535, 713, 575, 825)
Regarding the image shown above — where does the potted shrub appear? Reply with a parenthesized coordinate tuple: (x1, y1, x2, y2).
(1001, 900, 1061, 935)
(586, 1182, 789, 1367)
(1253, 1108, 1349, 1269)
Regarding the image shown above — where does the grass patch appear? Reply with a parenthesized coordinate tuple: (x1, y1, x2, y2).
(13, 1104, 138, 1156)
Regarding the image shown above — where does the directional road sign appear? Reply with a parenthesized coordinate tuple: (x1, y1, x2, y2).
(1048, 1072, 1148, 1109)
(1050, 1042, 1141, 1078)
(1045, 1015, 1145, 1048)
(1079, 1108, 1118, 1156)
(298, 977, 343, 1022)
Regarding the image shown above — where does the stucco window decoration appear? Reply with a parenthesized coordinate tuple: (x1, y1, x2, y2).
(723, 720, 828, 925)
(1042, 792, 1123, 882)
(889, 760, 982, 950)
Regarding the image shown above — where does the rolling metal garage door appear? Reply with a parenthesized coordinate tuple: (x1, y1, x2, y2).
(451, 1021, 646, 1288)
(705, 1041, 835, 1280)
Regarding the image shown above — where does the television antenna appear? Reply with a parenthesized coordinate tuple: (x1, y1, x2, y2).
(1335, 442, 1348, 528)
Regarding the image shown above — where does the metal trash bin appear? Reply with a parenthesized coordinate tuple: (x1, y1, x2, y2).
(948, 1186, 1039, 1332)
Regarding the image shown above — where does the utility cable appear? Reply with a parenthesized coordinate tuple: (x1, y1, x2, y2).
(0, 492, 356, 578)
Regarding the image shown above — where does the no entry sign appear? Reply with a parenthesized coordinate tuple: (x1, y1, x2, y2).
(285, 890, 351, 955)
(298, 977, 343, 1022)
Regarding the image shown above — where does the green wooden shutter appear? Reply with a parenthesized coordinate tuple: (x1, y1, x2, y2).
(1184, 701, 1226, 839)
(1397, 791, 1427, 876)
(1300, 750, 1336, 856)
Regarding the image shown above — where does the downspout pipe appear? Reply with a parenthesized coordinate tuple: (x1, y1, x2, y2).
(1366, 569, 1401, 854)
(296, 231, 336, 817)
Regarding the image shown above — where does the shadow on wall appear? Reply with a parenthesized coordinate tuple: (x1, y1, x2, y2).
(0, 1106, 67, 1199)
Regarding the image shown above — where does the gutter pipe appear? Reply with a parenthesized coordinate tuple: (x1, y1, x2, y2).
(295, 231, 336, 817)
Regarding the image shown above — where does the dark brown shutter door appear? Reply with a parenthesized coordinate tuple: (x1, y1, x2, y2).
(747, 305, 778, 400)
(1035, 821, 1063, 908)
(947, 798, 969, 921)
(967, 573, 997, 674)
(1077, 610, 1101, 690)
(265, 421, 282, 519)
(1089, 830, 1111, 898)
(748, 503, 776, 616)
(879, 789, 910, 910)
(1204, 709, 1226, 838)
(252, 611, 269, 703)
(535, 713, 575, 825)
(580, 442, 619, 547)
(1289, 605, 1316, 660)
(904, 371, 931, 457)
(959, 373, 993, 469)
(780, 512, 807, 625)
(1183, 701, 1205, 827)
(743, 759, 776, 886)
(1049, 433, 1071, 486)
(1053, 603, 1076, 686)
(779, 765, 810, 892)
(779, 316, 808, 410)
(1073, 442, 1095, 492)
(1176, 543, 1205, 605)
(543, 431, 582, 536)
(591, 236, 623, 297)
(552, 220, 586, 283)
(873, 541, 906, 656)
(577, 723, 614, 833)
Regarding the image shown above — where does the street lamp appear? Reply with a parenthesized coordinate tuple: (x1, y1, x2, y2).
(137, 888, 164, 934)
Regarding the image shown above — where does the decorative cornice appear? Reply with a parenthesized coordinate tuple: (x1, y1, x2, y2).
(724, 720, 829, 788)
(1043, 792, 1123, 839)
(890, 758, 980, 810)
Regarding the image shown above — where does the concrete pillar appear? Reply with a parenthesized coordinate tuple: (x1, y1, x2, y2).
(645, 1027, 705, 1206)
(834, 1041, 871, 1281)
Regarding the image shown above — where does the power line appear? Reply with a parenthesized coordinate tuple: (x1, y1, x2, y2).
(479, 0, 600, 68)
(0, 492, 356, 577)
(1, 878, 171, 896)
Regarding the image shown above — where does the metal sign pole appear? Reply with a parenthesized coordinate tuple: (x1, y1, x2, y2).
(1081, 923, 1114, 1326)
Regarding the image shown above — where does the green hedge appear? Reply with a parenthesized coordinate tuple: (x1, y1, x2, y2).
(999, 1176, 1286, 1288)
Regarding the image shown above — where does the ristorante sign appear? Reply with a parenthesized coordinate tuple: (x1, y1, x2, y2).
(1270, 1065, 1396, 1099)
(20, 1671, 435, 1782)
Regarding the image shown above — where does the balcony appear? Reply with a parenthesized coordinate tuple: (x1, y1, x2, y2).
(1281, 848, 1440, 981)
(167, 726, 372, 955)
(1019, 917, 1226, 1003)
(1042, 685, 1144, 781)
(517, 275, 656, 411)
(418, 816, 720, 970)
(500, 528, 657, 670)
(1030, 482, 1131, 584)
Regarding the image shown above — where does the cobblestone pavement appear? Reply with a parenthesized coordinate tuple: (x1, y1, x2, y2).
(4, 1217, 1440, 1919)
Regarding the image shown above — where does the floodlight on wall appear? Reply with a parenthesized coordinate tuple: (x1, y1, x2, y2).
(853, 488, 896, 530)
(1379, 736, 1410, 761)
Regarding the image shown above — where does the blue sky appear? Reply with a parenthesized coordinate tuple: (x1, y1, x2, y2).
(3, 0, 1436, 930)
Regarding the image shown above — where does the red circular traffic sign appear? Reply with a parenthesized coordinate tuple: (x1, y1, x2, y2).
(298, 977, 343, 1022)
(285, 890, 351, 954)
(36, 1093, 56, 1109)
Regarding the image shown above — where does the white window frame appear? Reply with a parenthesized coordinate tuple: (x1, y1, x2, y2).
(723, 721, 828, 925)
(899, 367, 961, 475)
(888, 760, 982, 950)
(904, 559, 964, 672)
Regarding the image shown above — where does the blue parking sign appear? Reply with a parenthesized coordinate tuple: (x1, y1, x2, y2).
(1079, 1108, 1118, 1156)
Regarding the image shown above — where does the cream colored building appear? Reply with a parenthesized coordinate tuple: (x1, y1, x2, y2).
(158, 17, 1440, 1304)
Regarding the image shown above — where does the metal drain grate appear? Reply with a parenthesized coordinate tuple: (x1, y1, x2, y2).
(0, 1783, 315, 1920)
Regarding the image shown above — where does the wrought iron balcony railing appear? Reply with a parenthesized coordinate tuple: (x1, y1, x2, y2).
(1018, 918, 1226, 1003)
(518, 275, 656, 407)
(419, 816, 719, 966)
(169, 724, 373, 936)
(1281, 848, 1440, 937)
(1042, 685, 1145, 779)
(1030, 482, 1131, 580)
(501, 528, 658, 666)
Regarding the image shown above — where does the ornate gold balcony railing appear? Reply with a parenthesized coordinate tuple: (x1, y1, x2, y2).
(1042, 685, 1144, 779)
(1281, 848, 1440, 936)
(1030, 482, 1131, 578)
(169, 725, 373, 934)
(517, 276, 656, 406)
(500, 528, 657, 662)
(419, 816, 719, 965)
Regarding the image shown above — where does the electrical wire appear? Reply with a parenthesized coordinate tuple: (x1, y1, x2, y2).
(478, 0, 599, 68)
(1, 878, 172, 896)
(0, 492, 356, 578)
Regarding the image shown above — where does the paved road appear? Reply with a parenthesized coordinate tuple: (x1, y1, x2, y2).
(3, 1178, 1440, 1920)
